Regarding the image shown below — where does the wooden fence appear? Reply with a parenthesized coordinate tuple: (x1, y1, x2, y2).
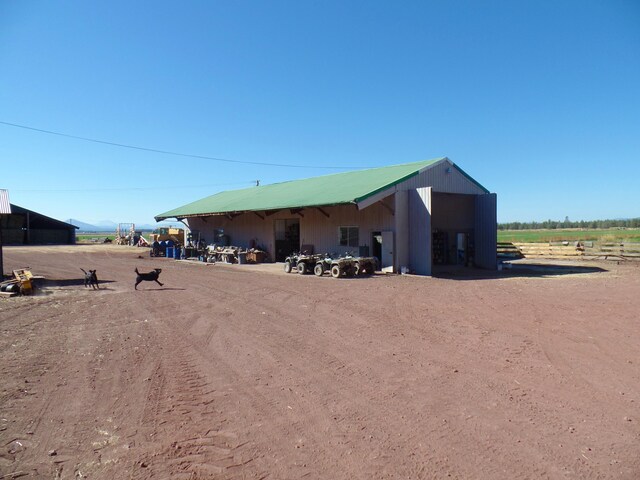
(498, 242, 640, 260)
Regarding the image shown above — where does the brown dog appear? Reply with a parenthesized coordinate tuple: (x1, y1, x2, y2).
(134, 268, 163, 290)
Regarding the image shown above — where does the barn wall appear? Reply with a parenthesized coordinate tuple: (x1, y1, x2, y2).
(181, 163, 495, 273)
(474, 193, 498, 269)
(0, 229, 23, 244)
(408, 187, 432, 275)
(395, 191, 409, 271)
(186, 201, 395, 261)
(398, 161, 486, 195)
(0, 213, 76, 245)
(29, 229, 75, 245)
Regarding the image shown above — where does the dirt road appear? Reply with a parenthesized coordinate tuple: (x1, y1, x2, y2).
(1, 245, 639, 479)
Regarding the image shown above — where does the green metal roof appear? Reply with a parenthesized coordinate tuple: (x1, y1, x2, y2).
(155, 157, 467, 221)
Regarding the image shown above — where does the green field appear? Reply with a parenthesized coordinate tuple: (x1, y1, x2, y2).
(76, 233, 115, 243)
(498, 229, 640, 244)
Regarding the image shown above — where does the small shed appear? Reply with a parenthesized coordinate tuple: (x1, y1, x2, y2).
(0, 203, 78, 246)
(156, 158, 497, 275)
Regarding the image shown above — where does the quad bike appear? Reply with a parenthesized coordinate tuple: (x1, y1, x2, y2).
(353, 256, 378, 276)
(313, 255, 333, 276)
(314, 255, 378, 278)
(284, 253, 323, 274)
(283, 253, 300, 273)
(295, 253, 324, 274)
(328, 256, 357, 278)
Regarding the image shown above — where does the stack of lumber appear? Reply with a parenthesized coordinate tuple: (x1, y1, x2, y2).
(514, 242, 583, 258)
(497, 242, 524, 259)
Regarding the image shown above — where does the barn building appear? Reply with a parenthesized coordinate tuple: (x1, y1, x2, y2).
(155, 158, 497, 275)
(0, 203, 78, 245)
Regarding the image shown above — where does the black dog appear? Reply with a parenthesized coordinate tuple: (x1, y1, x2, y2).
(135, 268, 163, 290)
(80, 268, 99, 290)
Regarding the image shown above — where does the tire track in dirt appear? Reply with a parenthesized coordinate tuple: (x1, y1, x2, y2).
(169, 276, 462, 478)
(0, 294, 94, 478)
(127, 292, 264, 480)
(457, 277, 640, 479)
(4, 247, 640, 479)
(140, 281, 376, 477)
(397, 279, 581, 479)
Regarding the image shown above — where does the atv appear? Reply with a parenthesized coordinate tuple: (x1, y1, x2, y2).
(284, 253, 324, 274)
(328, 256, 357, 278)
(353, 256, 378, 276)
(313, 254, 333, 276)
(316, 255, 378, 278)
(283, 253, 300, 273)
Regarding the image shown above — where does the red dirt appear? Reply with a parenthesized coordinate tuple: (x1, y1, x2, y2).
(1, 245, 639, 479)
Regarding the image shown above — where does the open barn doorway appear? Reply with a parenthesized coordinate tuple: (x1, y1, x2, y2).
(274, 218, 300, 262)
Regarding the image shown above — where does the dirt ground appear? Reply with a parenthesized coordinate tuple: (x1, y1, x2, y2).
(0, 245, 639, 479)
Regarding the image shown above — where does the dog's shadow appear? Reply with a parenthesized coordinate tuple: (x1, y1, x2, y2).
(135, 287, 186, 291)
(40, 279, 116, 287)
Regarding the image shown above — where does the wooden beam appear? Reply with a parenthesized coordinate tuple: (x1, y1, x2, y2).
(254, 212, 265, 220)
(290, 208, 304, 218)
(226, 213, 241, 221)
(380, 201, 394, 216)
(265, 210, 280, 217)
(316, 207, 330, 218)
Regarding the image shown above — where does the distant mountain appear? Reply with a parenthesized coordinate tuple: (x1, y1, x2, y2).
(67, 219, 104, 231)
(67, 218, 178, 232)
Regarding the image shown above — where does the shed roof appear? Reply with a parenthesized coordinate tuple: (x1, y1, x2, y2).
(155, 157, 486, 221)
(8, 204, 79, 229)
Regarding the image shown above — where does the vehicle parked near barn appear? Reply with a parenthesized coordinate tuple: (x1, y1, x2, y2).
(314, 255, 379, 278)
(313, 254, 333, 276)
(353, 256, 378, 276)
(284, 253, 324, 274)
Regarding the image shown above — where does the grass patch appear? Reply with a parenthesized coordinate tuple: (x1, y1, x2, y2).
(76, 233, 115, 243)
(498, 229, 640, 244)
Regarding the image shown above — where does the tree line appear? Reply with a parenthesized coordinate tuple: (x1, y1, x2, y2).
(498, 218, 640, 230)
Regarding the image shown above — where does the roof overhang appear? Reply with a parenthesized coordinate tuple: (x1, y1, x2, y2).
(155, 201, 356, 222)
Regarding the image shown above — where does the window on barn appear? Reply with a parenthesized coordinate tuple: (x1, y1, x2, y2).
(339, 226, 359, 248)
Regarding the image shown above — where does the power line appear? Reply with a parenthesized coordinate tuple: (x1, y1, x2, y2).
(12, 181, 255, 193)
(0, 120, 367, 169)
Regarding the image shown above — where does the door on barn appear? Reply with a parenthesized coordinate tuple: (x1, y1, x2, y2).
(381, 231, 394, 273)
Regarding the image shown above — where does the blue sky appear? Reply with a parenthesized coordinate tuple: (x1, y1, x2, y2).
(1, 0, 639, 225)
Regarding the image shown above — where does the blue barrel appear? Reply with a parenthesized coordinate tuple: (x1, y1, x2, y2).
(174, 247, 181, 259)
(166, 246, 175, 258)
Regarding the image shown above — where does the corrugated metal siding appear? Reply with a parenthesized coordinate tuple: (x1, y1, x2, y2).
(408, 187, 432, 275)
(187, 202, 395, 260)
(0, 205, 76, 245)
(395, 191, 409, 271)
(398, 161, 485, 195)
(0, 190, 11, 214)
(300, 203, 394, 255)
(474, 193, 497, 269)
